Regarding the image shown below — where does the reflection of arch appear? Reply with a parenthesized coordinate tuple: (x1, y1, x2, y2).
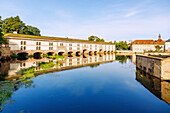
(68, 52, 73, 57)
(99, 49, 102, 52)
(34, 52, 42, 59)
(58, 52, 64, 56)
(94, 51, 97, 55)
(17, 52, 28, 60)
(47, 52, 54, 56)
(89, 51, 93, 56)
(76, 51, 81, 56)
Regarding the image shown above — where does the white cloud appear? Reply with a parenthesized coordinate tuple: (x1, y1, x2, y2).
(124, 10, 141, 18)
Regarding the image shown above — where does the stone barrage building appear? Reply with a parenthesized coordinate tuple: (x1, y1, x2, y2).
(136, 55, 170, 80)
(4, 34, 115, 56)
(130, 38, 165, 53)
(165, 39, 170, 52)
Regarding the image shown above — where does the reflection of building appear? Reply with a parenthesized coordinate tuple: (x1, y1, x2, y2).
(136, 55, 170, 80)
(136, 69, 170, 105)
(4, 34, 115, 56)
(130, 38, 165, 53)
(165, 39, 170, 52)
(0, 54, 115, 79)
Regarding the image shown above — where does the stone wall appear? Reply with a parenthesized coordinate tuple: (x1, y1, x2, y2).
(0, 47, 10, 58)
(136, 55, 170, 80)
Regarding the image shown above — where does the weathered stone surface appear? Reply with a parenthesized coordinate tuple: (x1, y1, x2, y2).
(0, 47, 10, 58)
(136, 55, 170, 80)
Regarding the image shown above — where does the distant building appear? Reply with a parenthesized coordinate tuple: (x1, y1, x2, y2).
(130, 38, 165, 53)
(165, 39, 170, 52)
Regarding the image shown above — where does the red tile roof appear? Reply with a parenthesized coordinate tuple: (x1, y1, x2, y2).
(155, 39, 165, 45)
(131, 39, 165, 45)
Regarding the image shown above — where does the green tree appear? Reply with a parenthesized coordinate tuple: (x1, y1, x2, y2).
(0, 16, 7, 45)
(88, 36, 98, 41)
(1, 16, 41, 36)
(116, 41, 129, 50)
(155, 45, 162, 51)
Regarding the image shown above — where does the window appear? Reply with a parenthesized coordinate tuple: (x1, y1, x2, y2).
(24, 46, 26, 50)
(69, 47, 72, 50)
(21, 46, 23, 50)
(69, 59, 72, 62)
(39, 42, 41, 45)
(49, 47, 53, 50)
(77, 44, 80, 46)
(21, 41, 23, 45)
(24, 41, 26, 45)
(77, 47, 80, 50)
(49, 42, 53, 46)
(60, 43, 63, 46)
(69, 44, 72, 46)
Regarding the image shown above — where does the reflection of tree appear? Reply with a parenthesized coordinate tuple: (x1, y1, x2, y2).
(90, 64, 100, 68)
(116, 55, 130, 64)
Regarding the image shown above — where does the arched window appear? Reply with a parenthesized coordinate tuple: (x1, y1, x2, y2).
(21, 46, 23, 50)
(24, 41, 26, 45)
(21, 41, 23, 45)
(24, 46, 26, 50)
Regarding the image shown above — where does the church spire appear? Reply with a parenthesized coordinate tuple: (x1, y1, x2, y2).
(158, 33, 161, 39)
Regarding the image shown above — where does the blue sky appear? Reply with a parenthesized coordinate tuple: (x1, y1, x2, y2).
(0, 0, 170, 41)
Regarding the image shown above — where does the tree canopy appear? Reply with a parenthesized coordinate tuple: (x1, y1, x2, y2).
(88, 35, 105, 42)
(115, 41, 129, 50)
(0, 16, 7, 45)
(1, 16, 40, 36)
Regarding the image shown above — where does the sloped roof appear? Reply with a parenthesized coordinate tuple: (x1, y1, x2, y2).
(155, 38, 165, 45)
(165, 39, 170, 42)
(131, 39, 165, 45)
(5, 33, 115, 45)
(130, 40, 156, 44)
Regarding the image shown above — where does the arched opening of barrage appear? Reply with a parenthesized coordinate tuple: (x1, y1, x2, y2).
(58, 52, 65, 56)
(94, 51, 97, 55)
(76, 51, 81, 56)
(68, 52, 73, 57)
(17, 52, 28, 60)
(99, 49, 102, 53)
(83, 49, 88, 54)
(89, 51, 93, 56)
(34, 52, 42, 59)
(47, 52, 54, 56)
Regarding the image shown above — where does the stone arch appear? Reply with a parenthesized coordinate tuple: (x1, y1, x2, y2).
(58, 52, 65, 56)
(47, 52, 54, 56)
(76, 51, 81, 56)
(33, 52, 42, 59)
(89, 51, 93, 56)
(17, 52, 28, 60)
(94, 51, 97, 55)
(83, 49, 88, 54)
(68, 51, 73, 57)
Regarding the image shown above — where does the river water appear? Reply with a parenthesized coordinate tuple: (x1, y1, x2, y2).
(0, 54, 169, 113)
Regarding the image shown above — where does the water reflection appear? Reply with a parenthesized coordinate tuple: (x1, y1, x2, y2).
(136, 68, 170, 105)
